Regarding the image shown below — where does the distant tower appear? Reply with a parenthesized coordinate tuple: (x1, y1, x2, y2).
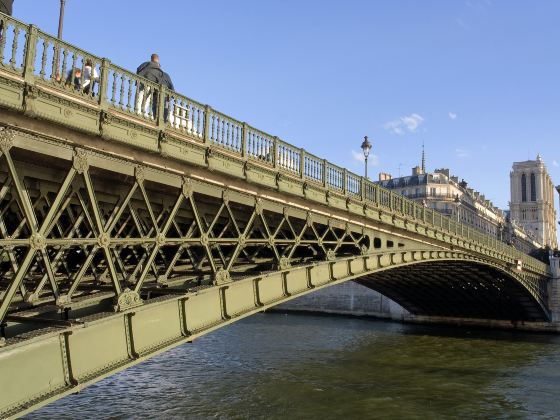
(421, 142, 426, 174)
(510, 155, 558, 248)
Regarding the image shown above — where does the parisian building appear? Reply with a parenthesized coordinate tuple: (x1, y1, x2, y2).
(509, 155, 558, 249)
(376, 149, 543, 254)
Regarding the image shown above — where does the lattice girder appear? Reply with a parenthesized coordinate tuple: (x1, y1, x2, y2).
(0, 134, 387, 324)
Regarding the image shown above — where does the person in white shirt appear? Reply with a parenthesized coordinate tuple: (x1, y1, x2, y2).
(82, 59, 99, 95)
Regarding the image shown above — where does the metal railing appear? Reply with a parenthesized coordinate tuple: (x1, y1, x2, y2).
(0, 12, 549, 275)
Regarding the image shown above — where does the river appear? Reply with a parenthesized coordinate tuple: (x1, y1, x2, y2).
(28, 313, 560, 419)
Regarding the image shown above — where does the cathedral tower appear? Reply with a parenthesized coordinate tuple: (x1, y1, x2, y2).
(510, 155, 557, 248)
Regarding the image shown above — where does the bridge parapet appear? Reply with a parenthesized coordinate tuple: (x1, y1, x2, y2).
(0, 13, 549, 279)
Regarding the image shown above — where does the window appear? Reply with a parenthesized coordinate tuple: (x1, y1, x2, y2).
(521, 174, 527, 202)
(430, 188, 436, 197)
(530, 173, 536, 201)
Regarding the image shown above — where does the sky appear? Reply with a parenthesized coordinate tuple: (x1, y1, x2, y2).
(10, 0, 560, 212)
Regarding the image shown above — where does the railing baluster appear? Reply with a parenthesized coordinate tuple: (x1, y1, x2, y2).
(9, 25, 19, 69)
(110, 70, 117, 105)
(67, 50, 76, 85)
(220, 117, 225, 146)
(225, 121, 230, 148)
(210, 113, 215, 142)
(126, 76, 133, 111)
(0, 16, 7, 62)
(60, 48, 68, 83)
(118, 73, 125, 107)
(51, 42, 59, 81)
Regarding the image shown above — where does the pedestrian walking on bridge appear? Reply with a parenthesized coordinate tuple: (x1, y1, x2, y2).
(136, 54, 174, 120)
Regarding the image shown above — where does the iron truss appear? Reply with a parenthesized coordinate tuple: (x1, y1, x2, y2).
(0, 127, 372, 326)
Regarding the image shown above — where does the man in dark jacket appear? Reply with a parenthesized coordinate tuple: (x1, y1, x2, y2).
(137, 54, 162, 84)
(136, 54, 174, 120)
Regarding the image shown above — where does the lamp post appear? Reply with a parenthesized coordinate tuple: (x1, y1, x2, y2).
(497, 222, 503, 242)
(454, 194, 461, 222)
(53, 0, 66, 82)
(360, 135, 372, 179)
(58, 0, 66, 39)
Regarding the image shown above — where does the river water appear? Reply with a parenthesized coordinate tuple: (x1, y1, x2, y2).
(29, 313, 560, 419)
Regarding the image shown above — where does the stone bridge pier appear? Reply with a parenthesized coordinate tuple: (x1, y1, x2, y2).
(548, 256, 560, 322)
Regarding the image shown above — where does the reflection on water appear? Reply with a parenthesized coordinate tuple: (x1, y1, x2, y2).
(29, 313, 560, 419)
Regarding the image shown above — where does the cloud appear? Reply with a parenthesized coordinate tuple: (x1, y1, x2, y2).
(455, 18, 471, 30)
(352, 150, 379, 166)
(455, 148, 470, 158)
(384, 113, 424, 135)
(553, 160, 559, 167)
(448, 112, 457, 120)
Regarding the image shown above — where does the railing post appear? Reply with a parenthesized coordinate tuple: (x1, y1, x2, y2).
(343, 168, 347, 194)
(99, 58, 111, 108)
(23, 24, 38, 83)
(322, 159, 327, 187)
(203, 105, 211, 143)
(389, 192, 394, 211)
(241, 122, 247, 158)
(300, 148, 305, 179)
(375, 185, 380, 206)
(273, 136, 279, 168)
(157, 85, 167, 130)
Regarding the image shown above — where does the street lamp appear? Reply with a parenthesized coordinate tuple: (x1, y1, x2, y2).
(454, 194, 461, 222)
(360, 135, 372, 179)
(58, 0, 66, 39)
(497, 222, 503, 242)
(52, 0, 66, 82)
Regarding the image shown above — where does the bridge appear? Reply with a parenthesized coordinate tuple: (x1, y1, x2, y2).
(0, 13, 553, 417)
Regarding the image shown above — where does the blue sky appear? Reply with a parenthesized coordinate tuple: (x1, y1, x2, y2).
(12, 0, 560, 211)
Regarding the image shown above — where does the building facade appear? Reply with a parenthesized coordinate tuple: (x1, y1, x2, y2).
(377, 162, 542, 254)
(510, 156, 557, 249)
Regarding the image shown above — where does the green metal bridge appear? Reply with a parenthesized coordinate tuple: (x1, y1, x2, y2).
(0, 13, 552, 417)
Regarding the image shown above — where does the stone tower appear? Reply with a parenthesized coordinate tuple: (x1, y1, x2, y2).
(510, 155, 557, 249)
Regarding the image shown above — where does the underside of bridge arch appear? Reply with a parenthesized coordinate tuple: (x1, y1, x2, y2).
(356, 261, 549, 322)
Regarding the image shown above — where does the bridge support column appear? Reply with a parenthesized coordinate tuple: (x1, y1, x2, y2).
(548, 256, 560, 322)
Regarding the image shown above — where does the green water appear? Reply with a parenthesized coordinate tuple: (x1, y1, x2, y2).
(29, 313, 560, 419)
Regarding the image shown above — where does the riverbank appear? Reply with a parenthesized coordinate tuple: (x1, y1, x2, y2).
(273, 280, 560, 333)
